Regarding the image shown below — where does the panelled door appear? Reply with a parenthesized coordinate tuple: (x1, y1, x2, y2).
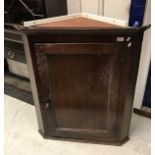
(35, 42, 126, 141)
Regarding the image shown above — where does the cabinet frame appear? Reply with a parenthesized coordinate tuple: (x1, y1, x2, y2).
(22, 25, 148, 144)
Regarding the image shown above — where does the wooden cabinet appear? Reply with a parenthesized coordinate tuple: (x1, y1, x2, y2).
(22, 14, 149, 145)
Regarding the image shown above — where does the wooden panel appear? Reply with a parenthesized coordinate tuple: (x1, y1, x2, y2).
(35, 17, 121, 29)
(36, 43, 122, 54)
(23, 13, 127, 28)
(35, 42, 125, 140)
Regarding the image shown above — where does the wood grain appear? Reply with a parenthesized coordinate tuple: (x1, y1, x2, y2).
(24, 26, 146, 144)
(35, 17, 121, 29)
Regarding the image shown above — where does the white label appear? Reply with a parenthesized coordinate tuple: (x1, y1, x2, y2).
(116, 37, 124, 42)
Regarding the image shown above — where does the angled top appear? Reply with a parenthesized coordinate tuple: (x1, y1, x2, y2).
(23, 13, 127, 29)
(33, 17, 122, 29)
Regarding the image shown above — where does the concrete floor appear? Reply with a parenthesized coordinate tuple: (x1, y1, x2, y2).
(4, 95, 151, 155)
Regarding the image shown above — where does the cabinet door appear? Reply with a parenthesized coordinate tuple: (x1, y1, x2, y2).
(35, 43, 126, 141)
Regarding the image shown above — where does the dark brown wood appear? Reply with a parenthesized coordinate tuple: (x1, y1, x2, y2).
(22, 17, 149, 145)
(40, 43, 125, 140)
(134, 107, 151, 118)
(38, 129, 129, 146)
(36, 43, 123, 54)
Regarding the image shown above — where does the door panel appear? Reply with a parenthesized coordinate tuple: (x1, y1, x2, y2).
(35, 43, 125, 140)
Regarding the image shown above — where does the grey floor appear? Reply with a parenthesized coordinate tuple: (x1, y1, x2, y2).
(4, 95, 151, 155)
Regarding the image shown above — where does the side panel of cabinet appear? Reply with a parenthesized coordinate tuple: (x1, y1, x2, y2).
(34, 43, 126, 141)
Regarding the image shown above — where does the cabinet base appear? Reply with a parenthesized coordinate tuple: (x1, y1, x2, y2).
(38, 130, 129, 146)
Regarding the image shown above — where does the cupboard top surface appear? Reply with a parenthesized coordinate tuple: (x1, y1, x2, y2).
(23, 13, 129, 29)
(34, 17, 122, 29)
(23, 13, 150, 34)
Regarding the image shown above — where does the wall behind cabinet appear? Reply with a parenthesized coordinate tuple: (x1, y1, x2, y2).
(67, 0, 99, 15)
(67, 0, 81, 14)
(104, 0, 131, 22)
(67, 0, 131, 22)
(81, 0, 99, 15)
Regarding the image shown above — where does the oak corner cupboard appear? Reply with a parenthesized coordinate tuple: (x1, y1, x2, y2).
(21, 13, 150, 145)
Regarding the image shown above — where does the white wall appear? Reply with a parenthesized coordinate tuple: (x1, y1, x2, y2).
(104, 0, 131, 22)
(82, 0, 131, 20)
(81, 0, 99, 15)
(67, 0, 131, 22)
(67, 0, 100, 15)
(67, 0, 81, 14)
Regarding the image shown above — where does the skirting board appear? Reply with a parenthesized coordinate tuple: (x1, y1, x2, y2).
(134, 106, 151, 118)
